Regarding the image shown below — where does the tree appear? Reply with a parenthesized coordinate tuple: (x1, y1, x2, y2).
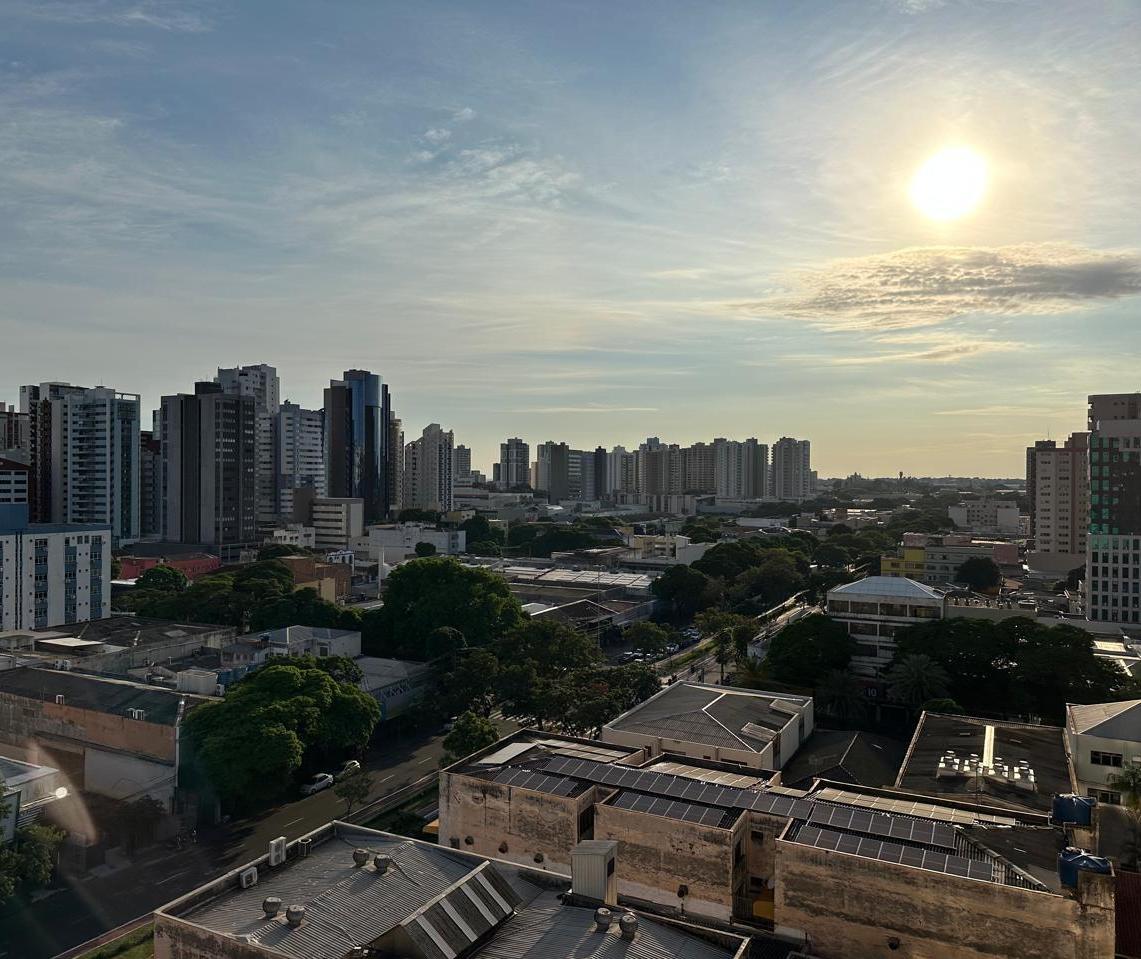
(651, 565, 721, 620)
(695, 610, 755, 680)
(310, 655, 364, 686)
(623, 621, 671, 655)
(460, 515, 505, 548)
(0, 822, 66, 903)
(258, 544, 304, 561)
(370, 557, 525, 658)
(442, 711, 500, 764)
(956, 557, 1001, 592)
(183, 660, 380, 810)
(815, 669, 866, 721)
(414, 541, 437, 557)
(885, 654, 950, 708)
(135, 564, 189, 592)
(399, 508, 441, 523)
(921, 697, 965, 714)
(728, 552, 807, 611)
(334, 771, 374, 815)
(1108, 762, 1141, 812)
(764, 614, 856, 687)
(437, 648, 499, 716)
(813, 543, 851, 569)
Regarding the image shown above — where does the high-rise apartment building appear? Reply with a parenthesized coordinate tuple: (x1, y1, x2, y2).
(639, 444, 684, 496)
(20, 383, 140, 545)
(403, 424, 454, 513)
(1086, 393, 1141, 623)
(139, 429, 163, 539)
(772, 437, 811, 502)
(498, 437, 530, 489)
(324, 370, 392, 524)
(607, 446, 636, 494)
(275, 401, 325, 518)
(1027, 433, 1089, 564)
(160, 383, 257, 546)
(713, 438, 768, 499)
(387, 412, 403, 516)
(217, 365, 280, 532)
(0, 402, 28, 460)
(536, 441, 571, 503)
(452, 444, 472, 483)
(0, 458, 29, 507)
(682, 442, 716, 494)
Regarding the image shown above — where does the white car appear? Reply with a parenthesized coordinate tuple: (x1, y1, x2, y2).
(301, 773, 334, 796)
(336, 760, 361, 781)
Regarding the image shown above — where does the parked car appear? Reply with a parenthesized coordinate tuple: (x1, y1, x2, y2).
(441, 717, 457, 733)
(301, 773, 334, 796)
(665, 643, 680, 655)
(336, 760, 361, 781)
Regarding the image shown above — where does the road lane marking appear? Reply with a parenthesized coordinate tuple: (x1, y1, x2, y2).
(418, 757, 434, 764)
(283, 817, 303, 827)
(156, 870, 191, 886)
(380, 774, 394, 782)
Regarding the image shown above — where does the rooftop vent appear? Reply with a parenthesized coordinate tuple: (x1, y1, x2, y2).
(594, 907, 613, 932)
(298, 837, 313, 858)
(285, 904, 306, 928)
(262, 897, 282, 918)
(619, 913, 639, 941)
(352, 848, 370, 867)
(373, 854, 392, 874)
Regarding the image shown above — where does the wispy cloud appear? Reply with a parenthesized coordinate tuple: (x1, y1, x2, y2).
(7, 0, 214, 32)
(740, 244, 1141, 331)
(502, 405, 659, 414)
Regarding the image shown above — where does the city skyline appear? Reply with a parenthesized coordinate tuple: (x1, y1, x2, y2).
(4, 1, 1141, 476)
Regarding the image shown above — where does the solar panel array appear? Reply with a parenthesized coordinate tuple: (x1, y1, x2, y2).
(492, 767, 580, 797)
(610, 790, 738, 828)
(811, 787, 1019, 826)
(807, 804, 957, 849)
(795, 826, 993, 882)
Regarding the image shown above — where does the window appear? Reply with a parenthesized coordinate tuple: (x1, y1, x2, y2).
(1091, 750, 1123, 767)
(1087, 788, 1121, 805)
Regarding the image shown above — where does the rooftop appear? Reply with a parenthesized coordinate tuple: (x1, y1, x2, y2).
(37, 615, 230, 648)
(0, 667, 198, 725)
(161, 823, 745, 959)
(1067, 699, 1141, 740)
(780, 730, 907, 790)
(603, 682, 810, 753)
(829, 575, 944, 601)
(894, 712, 1074, 813)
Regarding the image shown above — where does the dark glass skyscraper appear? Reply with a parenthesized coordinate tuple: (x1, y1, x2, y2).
(324, 370, 391, 524)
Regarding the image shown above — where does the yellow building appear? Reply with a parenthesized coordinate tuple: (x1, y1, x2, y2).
(880, 545, 926, 578)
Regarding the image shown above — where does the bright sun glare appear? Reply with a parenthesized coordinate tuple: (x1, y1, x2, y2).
(909, 147, 987, 221)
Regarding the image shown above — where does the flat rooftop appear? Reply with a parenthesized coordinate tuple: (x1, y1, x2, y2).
(0, 667, 199, 725)
(36, 615, 229, 648)
(894, 712, 1074, 814)
(161, 823, 744, 959)
(603, 682, 810, 752)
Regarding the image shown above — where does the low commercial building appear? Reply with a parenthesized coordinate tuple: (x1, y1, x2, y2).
(825, 576, 943, 678)
(0, 754, 67, 839)
(362, 522, 466, 561)
(880, 534, 1021, 588)
(1066, 700, 1141, 804)
(275, 554, 352, 602)
(118, 552, 221, 581)
(440, 728, 1116, 956)
(358, 657, 431, 720)
(267, 525, 315, 549)
(153, 821, 750, 959)
(948, 495, 1022, 536)
(600, 682, 813, 772)
(0, 667, 203, 806)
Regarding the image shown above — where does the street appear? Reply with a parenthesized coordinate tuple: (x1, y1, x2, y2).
(3, 727, 452, 959)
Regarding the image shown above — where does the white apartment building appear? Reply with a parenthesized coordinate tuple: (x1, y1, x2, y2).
(310, 497, 364, 549)
(826, 576, 943, 678)
(1065, 700, 1141, 804)
(947, 496, 1021, 535)
(275, 401, 325, 517)
(0, 459, 29, 505)
(1086, 393, 1141, 624)
(713, 438, 769, 499)
(1027, 433, 1089, 569)
(772, 437, 811, 503)
(498, 437, 530, 489)
(0, 507, 112, 631)
(362, 523, 466, 561)
(216, 364, 280, 533)
(607, 446, 636, 494)
(403, 424, 454, 513)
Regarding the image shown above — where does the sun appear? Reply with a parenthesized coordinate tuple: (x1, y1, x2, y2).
(909, 147, 987, 221)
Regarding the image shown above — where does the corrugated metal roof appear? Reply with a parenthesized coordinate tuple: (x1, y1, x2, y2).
(474, 892, 734, 959)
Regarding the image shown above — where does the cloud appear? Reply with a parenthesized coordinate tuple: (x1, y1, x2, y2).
(7, 0, 214, 32)
(502, 405, 659, 414)
(422, 127, 451, 144)
(740, 244, 1141, 332)
(452, 107, 476, 122)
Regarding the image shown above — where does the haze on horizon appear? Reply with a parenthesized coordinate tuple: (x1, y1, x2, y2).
(2, 0, 1140, 477)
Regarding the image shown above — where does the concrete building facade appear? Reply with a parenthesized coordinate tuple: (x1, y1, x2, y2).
(498, 437, 530, 489)
(1066, 700, 1141, 804)
(403, 423, 454, 513)
(216, 364, 280, 534)
(1028, 432, 1090, 568)
(324, 370, 393, 524)
(772, 437, 811, 503)
(274, 401, 325, 519)
(826, 576, 943, 678)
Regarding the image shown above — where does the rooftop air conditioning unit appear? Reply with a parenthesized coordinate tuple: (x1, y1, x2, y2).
(269, 836, 287, 867)
(239, 866, 258, 889)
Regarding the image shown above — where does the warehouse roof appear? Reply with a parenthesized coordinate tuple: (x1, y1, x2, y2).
(1067, 699, 1141, 740)
(0, 667, 193, 725)
(829, 575, 943, 601)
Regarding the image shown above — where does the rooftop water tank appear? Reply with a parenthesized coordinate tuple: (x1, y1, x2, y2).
(1052, 793, 1096, 826)
(1057, 847, 1112, 889)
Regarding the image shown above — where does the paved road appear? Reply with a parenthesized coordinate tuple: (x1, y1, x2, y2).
(3, 728, 452, 959)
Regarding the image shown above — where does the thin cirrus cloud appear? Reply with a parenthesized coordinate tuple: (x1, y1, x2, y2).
(7, 0, 214, 32)
(741, 243, 1141, 332)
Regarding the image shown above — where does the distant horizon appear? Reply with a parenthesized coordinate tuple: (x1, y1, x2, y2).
(3, 1, 1138, 477)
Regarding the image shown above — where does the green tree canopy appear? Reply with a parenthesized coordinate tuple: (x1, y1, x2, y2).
(370, 557, 525, 658)
(956, 557, 1002, 592)
(885, 653, 950, 708)
(460, 515, 505, 548)
(135, 564, 189, 592)
(442, 711, 500, 765)
(813, 543, 851, 569)
(415, 541, 437, 557)
(764, 613, 856, 687)
(334, 771, 373, 815)
(184, 660, 380, 810)
(623, 621, 671, 654)
(650, 565, 722, 620)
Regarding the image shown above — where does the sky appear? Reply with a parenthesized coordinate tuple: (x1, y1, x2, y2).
(2, 0, 1140, 478)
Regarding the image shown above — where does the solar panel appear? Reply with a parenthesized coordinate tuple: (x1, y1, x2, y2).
(967, 861, 993, 881)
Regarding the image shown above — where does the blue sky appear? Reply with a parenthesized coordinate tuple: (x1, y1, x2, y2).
(2, 0, 1140, 476)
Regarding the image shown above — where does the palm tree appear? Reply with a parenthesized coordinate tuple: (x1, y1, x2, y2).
(1108, 761, 1141, 811)
(815, 669, 866, 722)
(886, 654, 950, 708)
